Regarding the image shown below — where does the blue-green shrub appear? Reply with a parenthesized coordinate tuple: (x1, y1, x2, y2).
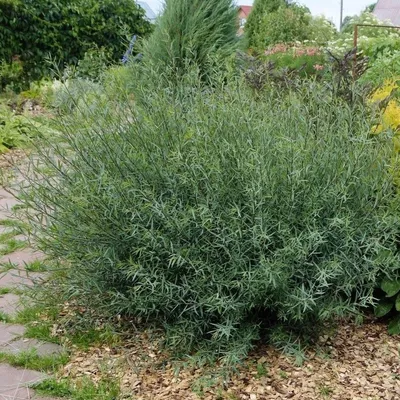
(22, 71, 400, 362)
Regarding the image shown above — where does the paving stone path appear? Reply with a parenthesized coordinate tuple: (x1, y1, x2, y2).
(0, 183, 63, 399)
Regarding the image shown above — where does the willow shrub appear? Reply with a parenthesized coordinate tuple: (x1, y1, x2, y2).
(23, 71, 400, 363)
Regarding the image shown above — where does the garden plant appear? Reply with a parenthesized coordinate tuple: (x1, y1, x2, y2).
(2, 0, 400, 380)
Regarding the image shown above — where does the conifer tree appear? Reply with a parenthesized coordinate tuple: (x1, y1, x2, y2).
(143, 0, 238, 80)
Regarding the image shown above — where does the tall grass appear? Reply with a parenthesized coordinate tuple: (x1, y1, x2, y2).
(22, 70, 400, 363)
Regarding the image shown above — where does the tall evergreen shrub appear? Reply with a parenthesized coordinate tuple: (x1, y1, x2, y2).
(142, 0, 238, 80)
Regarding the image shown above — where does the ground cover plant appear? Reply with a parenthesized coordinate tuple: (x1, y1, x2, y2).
(19, 62, 400, 365)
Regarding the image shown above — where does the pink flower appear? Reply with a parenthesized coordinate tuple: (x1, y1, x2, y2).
(313, 64, 324, 71)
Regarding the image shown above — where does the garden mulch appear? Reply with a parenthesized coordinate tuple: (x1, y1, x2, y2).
(55, 320, 399, 400)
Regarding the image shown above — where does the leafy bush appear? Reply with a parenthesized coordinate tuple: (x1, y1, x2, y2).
(369, 79, 400, 134)
(0, 58, 24, 92)
(308, 16, 337, 45)
(245, 0, 286, 48)
(246, 2, 336, 51)
(74, 47, 112, 82)
(0, 103, 42, 152)
(49, 79, 103, 114)
(328, 13, 400, 57)
(253, 5, 312, 49)
(368, 79, 400, 187)
(375, 278, 400, 335)
(22, 70, 400, 362)
(361, 51, 400, 86)
(142, 0, 238, 81)
(0, 0, 152, 88)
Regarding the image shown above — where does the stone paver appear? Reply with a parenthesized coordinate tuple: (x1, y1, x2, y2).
(13, 235, 29, 243)
(0, 270, 44, 289)
(0, 180, 66, 400)
(0, 226, 15, 235)
(0, 188, 16, 200)
(0, 249, 45, 267)
(0, 339, 64, 357)
(0, 363, 45, 400)
(0, 324, 25, 345)
(0, 196, 21, 210)
(0, 294, 20, 317)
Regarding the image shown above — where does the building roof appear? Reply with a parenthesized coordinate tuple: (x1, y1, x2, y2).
(373, 0, 400, 27)
(137, 1, 157, 22)
(238, 5, 252, 17)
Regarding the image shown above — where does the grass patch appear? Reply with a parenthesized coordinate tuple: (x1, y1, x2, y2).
(15, 303, 59, 324)
(34, 377, 120, 400)
(256, 362, 269, 379)
(0, 230, 19, 243)
(0, 261, 17, 273)
(11, 203, 27, 212)
(0, 349, 69, 373)
(0, 287, 11, 295)
(25, 259, 48, 272)
(16, 303, 121, 349)
(0, 238, 27, 256)
(0, 218, 29, 230)
(66, 326, 121, 350)
(319, 385, 333, 397)
(24, 323, 59, 344)
(0, 310, 12, 322)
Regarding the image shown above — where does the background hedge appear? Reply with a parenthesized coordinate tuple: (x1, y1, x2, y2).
(0, 0, 152, 87)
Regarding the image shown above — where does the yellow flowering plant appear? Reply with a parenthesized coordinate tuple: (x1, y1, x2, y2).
(369, 79, 400, 185)
(369, 79, 400, 133)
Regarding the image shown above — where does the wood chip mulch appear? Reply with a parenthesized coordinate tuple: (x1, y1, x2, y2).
(59, 321, 400, 400)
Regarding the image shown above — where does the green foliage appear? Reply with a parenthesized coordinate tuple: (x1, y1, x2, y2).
(361, 51, 400, 87)
(49, 79, 103, 114)
(375, 278, 400, 334)
(262, 45, 325, 77)
(330, 13, 400, 57)
(245, 0, 286, 48)
(308, 16, 337, 45)
(142, 0, 238, 82)
(255, 5, 312, 49)
(70, 46, 112, 82)
(0, 104, 41, 152)
(0, 349, 69, 373)
(364, 3, 377, 13)
(0, 59, 24, 92)
(21, 68, 400, 363)
(247, 3, 335, 51)
(0, 0, 152, 89)
(34, 377, 120, 400)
